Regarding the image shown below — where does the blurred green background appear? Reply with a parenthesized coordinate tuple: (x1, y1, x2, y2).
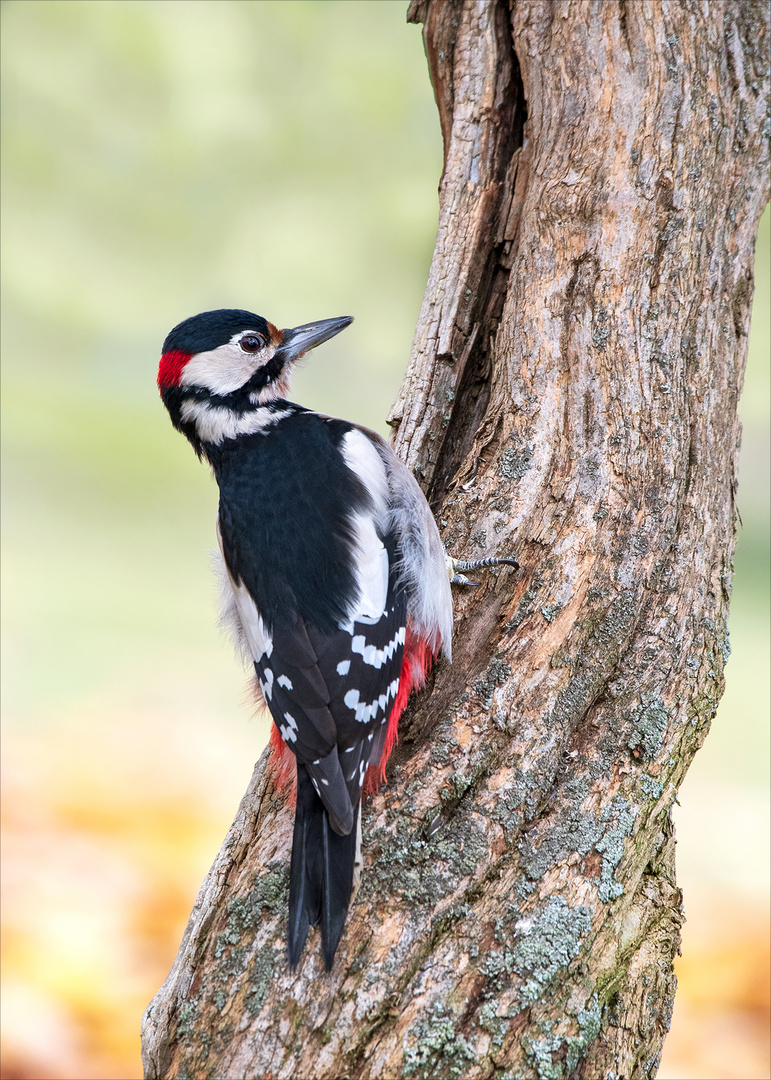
(1, 3, 768, 1078)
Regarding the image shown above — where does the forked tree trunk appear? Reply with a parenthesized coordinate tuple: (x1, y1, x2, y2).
(142, 2, 769, 1077)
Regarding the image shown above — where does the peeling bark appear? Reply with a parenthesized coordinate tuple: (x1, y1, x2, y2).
(142, 2, 769, 1078)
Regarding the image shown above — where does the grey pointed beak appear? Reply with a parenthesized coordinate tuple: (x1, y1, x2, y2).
(277, 316, 353, 362)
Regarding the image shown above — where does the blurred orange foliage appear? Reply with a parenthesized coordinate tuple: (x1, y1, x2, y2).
(1, 711, 261, 1080)
(659, 896, 771, 1080)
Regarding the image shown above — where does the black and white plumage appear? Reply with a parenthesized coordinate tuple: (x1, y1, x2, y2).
(158, 309, 452, 969)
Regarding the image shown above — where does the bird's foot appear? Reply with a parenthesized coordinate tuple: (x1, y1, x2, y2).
(446, 553, 519, 586)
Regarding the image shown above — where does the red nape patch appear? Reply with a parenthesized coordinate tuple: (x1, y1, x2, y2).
(364, 627, 435, 795)
(268, 724, 297, 803)
(157, 349, 191, 389)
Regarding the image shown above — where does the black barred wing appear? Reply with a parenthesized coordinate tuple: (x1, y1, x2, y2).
(311, 583, 406, 796)
(254, 572, 407, 835)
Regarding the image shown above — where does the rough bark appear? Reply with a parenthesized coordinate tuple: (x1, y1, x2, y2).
(141, 2, 769, 1078)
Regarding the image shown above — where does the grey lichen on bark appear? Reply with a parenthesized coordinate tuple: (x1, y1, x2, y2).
(141, 2, 769, 1078)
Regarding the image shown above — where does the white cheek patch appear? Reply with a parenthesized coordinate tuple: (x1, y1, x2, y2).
(180, 338, 275, 395)
(180, 399, 283, 444)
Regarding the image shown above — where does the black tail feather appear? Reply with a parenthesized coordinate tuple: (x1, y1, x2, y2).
(288, 764, 358, 970)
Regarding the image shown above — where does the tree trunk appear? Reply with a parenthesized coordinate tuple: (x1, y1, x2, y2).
(141, 2, 769, 1077)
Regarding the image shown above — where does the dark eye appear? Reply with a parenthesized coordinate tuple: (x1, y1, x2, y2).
(239, 334, 263, 353)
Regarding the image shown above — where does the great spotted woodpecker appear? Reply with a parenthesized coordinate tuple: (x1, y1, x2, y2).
(157, 309, 514, 969)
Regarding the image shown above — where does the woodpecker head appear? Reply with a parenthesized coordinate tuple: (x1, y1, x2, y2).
(158, 308, 353, 450)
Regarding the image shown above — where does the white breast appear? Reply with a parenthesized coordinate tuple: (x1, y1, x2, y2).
(214, 520, 273, 665)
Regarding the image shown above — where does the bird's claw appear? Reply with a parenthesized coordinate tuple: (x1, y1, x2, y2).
(446, 552, 519, 587)
(450, 571, 481, 586)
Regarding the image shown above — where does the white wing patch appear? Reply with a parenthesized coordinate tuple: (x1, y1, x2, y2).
(341, 429, 389, 522)
(337, 428, 392, 631)
(343, 512, 389, 628)
(179, 399, 283, 444)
